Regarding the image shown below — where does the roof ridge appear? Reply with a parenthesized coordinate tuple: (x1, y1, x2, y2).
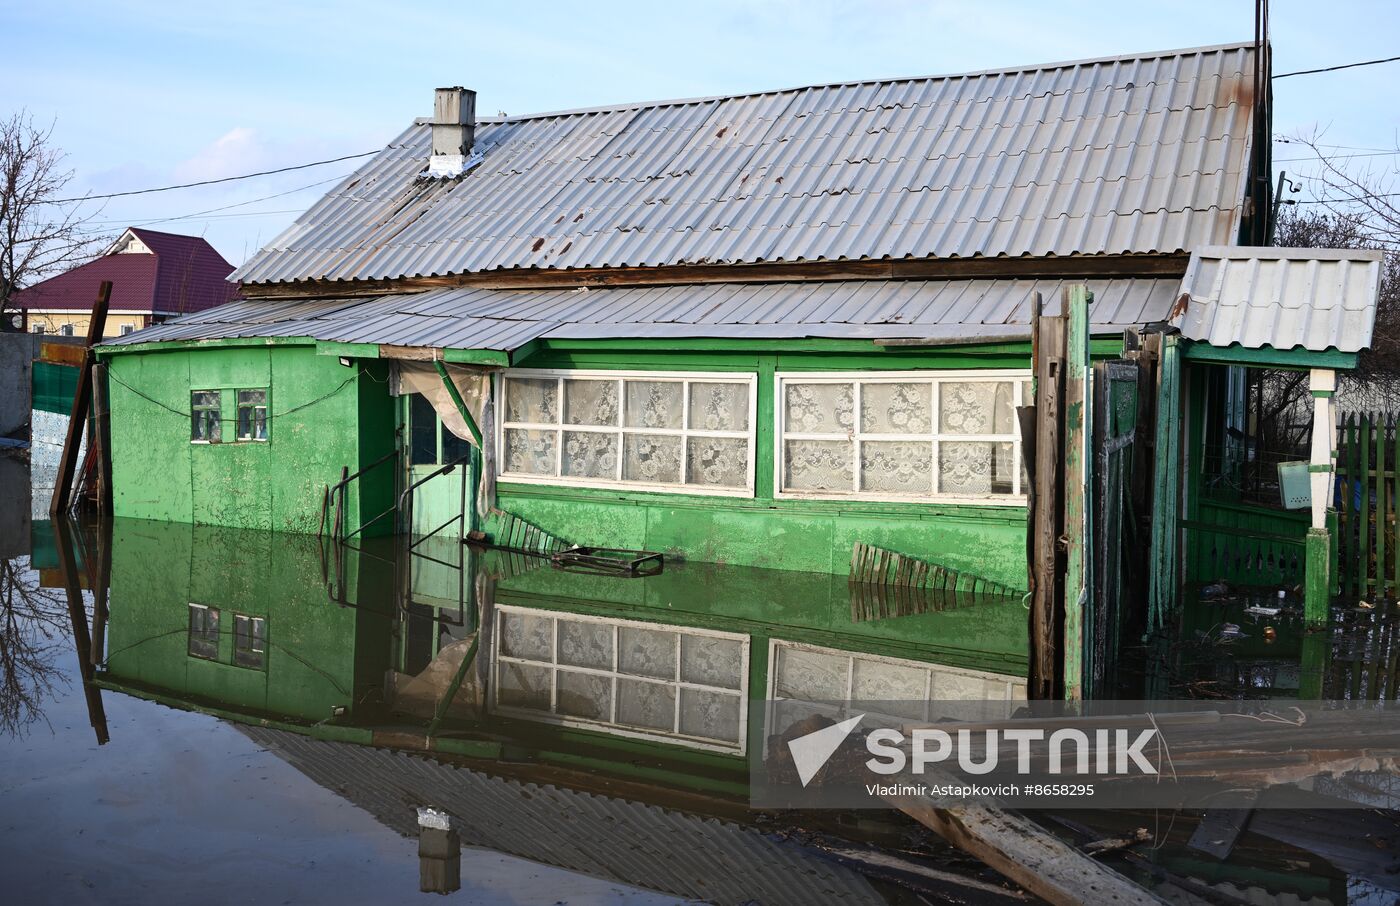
(426, 40, 1257, 127)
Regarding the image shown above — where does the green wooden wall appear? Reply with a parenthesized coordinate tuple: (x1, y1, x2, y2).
(102, 343, 396, 533)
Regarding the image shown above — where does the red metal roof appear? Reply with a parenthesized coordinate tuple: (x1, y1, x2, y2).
(11, 228, 240, 315)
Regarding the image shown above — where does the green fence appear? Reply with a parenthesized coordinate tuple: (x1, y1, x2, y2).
(1184, 499, 1309, 587)
(32, 360, 79, 415)
(1336, 413, 1400, 602)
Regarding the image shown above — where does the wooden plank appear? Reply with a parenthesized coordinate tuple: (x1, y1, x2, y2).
(242, 254, 1192, 301)
(49, 281, 111, 519)
(1062, 285, 1092, 702)
(1029, 295, 1066, 701)
(1380, 416, 1390, 599)
(1362, 415, 1373, 596)
(886, 795, 1165, 906)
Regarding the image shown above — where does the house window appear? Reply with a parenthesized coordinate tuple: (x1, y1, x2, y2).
(768, 639, 1026, 724)
(409, 392, 470, 466)
(191, 391, 221, 442)
(775, 371, 1030, 503)
(188, 604, 220, 660)
(233, 615, 266, 669)
(120, 324, 135, 336)
(59, 324, 74, 337)
(493, 605, 750, 753)
(498, 370, 756, 496)
(30, 323, 44, 334)
(235, 390, 268, 441)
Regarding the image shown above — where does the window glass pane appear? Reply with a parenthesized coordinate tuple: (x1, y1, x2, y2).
(504, 377, 557, 424)
(617, 679, 675, 731)
(410, 393, 438, 465)
(556, 670, 611, 720)
(557, 619, 613, 670)
(235, 391, 268, 442)
(783, 439, 852, 491)
(851, 657, 927, 702)
(939, 381, 1014, 435)
(678, 688, 740, 742)
(775, 646, 847, 700)
(563, 379, 619, 426)
(861, 382, 932, 434)
(623, 434, 682, 484)
(191, 391, 220, 442)
(562, 431, 617, 479)
(624, 381, 683, 429)
(860, 440, 934, 494)
(686, 436, 747, 487)
(237, 389, 266, 406)
(680, 635, 742, 689)
(784, 383, 854, 434)
(498, 662, 552, 710)
(192, 391, 219, 407)
(504, 428, 556, 475)
(939, 441, 1014, 495)
(233, 615, 266, 669)
(441, 423, 470, 463)
(187, 605, 219, 660)
(618, 626, 676, 679)
(500, 610, 553, 661)
(689, 382, 748, 432)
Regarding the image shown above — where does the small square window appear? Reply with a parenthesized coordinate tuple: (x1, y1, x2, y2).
(59, 324, 74, 337)
(120, 324, 135, 336)
(30, 324, 45, 334)
(235, 390, 268, 441)
(191, 391, 221, 442)
(233, 614, 266, 669)
(188, 604, 219, 660)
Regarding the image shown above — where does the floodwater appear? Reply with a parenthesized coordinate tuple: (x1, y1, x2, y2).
(6, 451, 1400, 905)
(0, 455, 1021, 905)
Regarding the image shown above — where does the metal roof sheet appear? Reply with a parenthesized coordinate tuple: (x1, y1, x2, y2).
(1174, 246, 1384, 352)
(233, 42, 1257, 285)
(240, 726, 887, 905)
(104, 277, 1180, 351)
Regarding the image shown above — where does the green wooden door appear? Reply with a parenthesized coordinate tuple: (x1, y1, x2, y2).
(405, 393, 470, 540)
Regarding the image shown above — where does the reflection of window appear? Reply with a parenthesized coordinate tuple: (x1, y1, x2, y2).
(188, 604, 220, 660)
(492, 605, 750, 753)
(776, 372, 1030, 502)
(233, 615, 266, 669)
(191, 391, 221, 442)
(235, 390, 268, 441)
(498, 370, 756, 496)
(768, 640, 1025, 722)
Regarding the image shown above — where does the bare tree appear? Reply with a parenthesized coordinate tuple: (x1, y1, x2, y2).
(0, 111, 107, 320)
(0, 556, 70, 736)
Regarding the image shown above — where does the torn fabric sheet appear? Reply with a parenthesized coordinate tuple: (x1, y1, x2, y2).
(390, 360, 498, 518)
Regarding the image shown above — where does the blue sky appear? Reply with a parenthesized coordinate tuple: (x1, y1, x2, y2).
(4, 0, 1398, 265)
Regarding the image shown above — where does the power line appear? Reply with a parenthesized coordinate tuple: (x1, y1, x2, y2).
(1295, 191, 1400, 205)
(77, 175, 344, 229)
(50, 150, 377, 203)
(1275, 137, 1396, 153)
(1276, 150, 1400, 163)
(1274, 54, 1400, 79)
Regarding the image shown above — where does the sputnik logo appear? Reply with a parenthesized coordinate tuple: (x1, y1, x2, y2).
(787, 714, 865, 787)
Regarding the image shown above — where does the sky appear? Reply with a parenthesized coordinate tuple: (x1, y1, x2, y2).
(3, 0, 1398, 267)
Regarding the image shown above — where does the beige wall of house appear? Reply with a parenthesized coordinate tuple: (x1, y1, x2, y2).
(26, 311, 150, 338)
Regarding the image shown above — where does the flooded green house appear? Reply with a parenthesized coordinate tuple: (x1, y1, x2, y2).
(91, 40, 1382, 703)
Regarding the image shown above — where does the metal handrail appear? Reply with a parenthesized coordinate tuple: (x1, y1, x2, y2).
(321, 448, 398, 541)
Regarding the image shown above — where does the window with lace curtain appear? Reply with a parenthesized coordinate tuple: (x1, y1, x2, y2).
(497, 370, 756, 496)
(776, 371, 1031, 503)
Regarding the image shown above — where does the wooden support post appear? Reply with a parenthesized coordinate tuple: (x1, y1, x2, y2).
(1028, 294, 1066, 700)
(49, 281, 111, 519)
(1062, 285, 1092, 703)
(92, 362, 114, 516)
(1306, 369, 1336, 624)
(1148, 336, 1184, 633)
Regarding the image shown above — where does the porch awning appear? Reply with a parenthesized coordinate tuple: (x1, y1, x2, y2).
(1173, 246, 1384, 355)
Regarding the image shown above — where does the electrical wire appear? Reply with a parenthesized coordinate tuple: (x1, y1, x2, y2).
(1274, 54, 1400, 79)
(105, 368, 362, 420)
(50, 149, 379, 203)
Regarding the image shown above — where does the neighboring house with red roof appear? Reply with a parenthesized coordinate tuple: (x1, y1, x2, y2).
(10, 227, 240, 338)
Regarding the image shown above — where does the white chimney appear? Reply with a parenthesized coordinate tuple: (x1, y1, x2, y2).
(428, 87, 476, 178)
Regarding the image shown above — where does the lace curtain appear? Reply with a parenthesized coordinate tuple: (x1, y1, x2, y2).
(501, 374, 752, 491)
(781, 377, 1021, 497)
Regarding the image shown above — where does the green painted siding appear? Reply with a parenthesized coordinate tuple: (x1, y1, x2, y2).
(104, 344, 395, 533)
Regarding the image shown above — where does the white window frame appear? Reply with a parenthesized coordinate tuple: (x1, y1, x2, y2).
(766, 638, 1027, 719)
(496, 369, 758, 498)
(774, 370, 1030, 505)
(492, 605, 751, 754)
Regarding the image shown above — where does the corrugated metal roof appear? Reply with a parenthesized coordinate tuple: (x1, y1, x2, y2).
(233, 42, 1257, 285)
(239, 726, 888, 905)
(105, 276, 1180, 350)
(1174, 246, 1384, 352)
